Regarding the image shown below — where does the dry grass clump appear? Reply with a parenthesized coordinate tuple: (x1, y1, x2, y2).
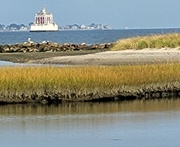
(111, 33, 180, 50)
(0, 64, 179, 97)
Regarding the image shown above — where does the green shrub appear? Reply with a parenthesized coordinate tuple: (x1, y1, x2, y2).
(137, 40, 148, 49)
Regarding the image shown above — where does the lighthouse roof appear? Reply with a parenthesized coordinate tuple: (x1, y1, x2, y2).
(37, 7, 51, 15)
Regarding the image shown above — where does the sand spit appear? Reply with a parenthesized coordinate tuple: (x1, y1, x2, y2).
(30, 48, 180, 65)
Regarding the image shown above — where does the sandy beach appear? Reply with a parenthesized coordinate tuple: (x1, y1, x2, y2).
(29, 48, 180, 65)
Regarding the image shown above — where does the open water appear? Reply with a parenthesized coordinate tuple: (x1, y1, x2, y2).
(1, 29, 180, 146)
(0, 28, 180, 45)
(1, 100, 180, 147)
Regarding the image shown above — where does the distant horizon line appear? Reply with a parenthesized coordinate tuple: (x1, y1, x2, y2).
(1, 23, 180, 30)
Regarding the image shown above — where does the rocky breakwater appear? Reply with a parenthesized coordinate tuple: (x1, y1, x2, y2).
(0, 41, 114, 53)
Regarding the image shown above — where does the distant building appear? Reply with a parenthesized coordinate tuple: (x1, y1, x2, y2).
(0, 24, 6, 31)
(61, 23, 112, 30)
(30, 7, 59, 32)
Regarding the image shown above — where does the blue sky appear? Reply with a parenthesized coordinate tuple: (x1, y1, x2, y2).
(0, 0, 180, 29)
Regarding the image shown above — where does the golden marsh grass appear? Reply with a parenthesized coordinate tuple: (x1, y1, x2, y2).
(0, 64, 179, 97)
(111, 33, 180, 50)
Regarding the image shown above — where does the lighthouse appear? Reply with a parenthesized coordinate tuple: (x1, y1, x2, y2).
(30, 7, 59, 32)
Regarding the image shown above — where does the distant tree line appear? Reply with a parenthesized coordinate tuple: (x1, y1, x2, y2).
(0, 23, 29, 31)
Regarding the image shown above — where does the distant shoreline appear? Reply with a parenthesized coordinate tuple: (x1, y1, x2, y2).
(0, 23, 112, 32)
(1, 27, 180, 33)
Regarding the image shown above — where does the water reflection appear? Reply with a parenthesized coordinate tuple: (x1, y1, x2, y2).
(0, 99, 180, 116)
(1, 100, 180, 147)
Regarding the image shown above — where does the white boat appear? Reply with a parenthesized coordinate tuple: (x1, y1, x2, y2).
(30, 7, 59, 32)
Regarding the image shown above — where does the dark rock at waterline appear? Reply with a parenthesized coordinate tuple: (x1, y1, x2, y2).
(0, 41, 114, 53)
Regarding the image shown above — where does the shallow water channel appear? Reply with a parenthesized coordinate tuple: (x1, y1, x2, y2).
(1, 99, 180, 147)
(0, 61, 38, 67)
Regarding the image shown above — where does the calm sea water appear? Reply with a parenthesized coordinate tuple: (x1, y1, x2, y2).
(0, 28, 180, 45)
(1, 100, 180, 147)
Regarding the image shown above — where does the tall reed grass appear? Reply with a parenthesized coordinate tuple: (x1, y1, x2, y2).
(111, 33, 180, 50)
(0, 64, 179, 98)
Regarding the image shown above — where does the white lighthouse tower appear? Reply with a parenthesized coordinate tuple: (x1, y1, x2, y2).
(30, 7, 59, 32)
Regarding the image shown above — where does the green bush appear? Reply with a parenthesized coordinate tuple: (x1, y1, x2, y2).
(137, 40, 148, 49)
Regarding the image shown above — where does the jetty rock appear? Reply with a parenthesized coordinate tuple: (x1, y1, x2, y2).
(0, 42, 114, 53)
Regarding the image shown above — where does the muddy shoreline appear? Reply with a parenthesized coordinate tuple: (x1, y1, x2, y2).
(0, 83, 180, 105)
(1, 48, 180, 66)
(0, 51, 102, 63)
